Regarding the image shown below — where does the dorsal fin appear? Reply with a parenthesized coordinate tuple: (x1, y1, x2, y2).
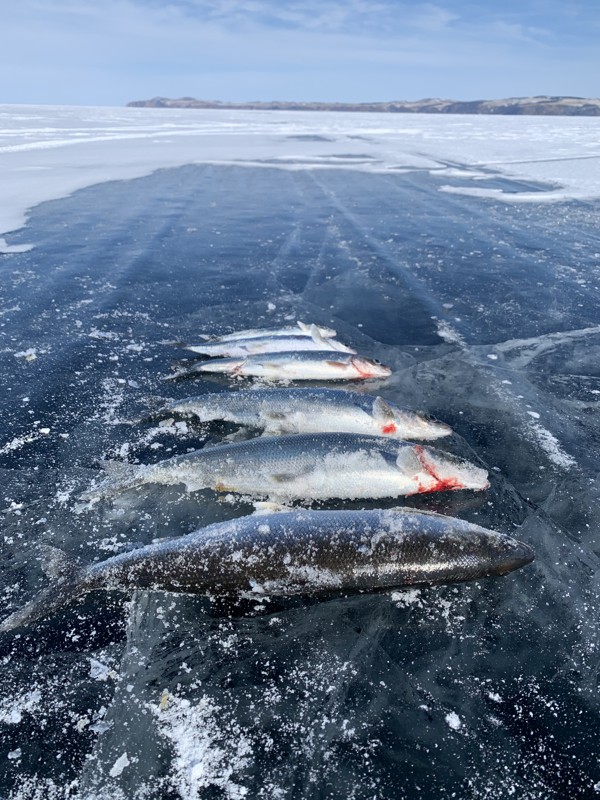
(38, 545, 81, 580)
(309, 324, 326, 345)
(97, 460, 136, 479)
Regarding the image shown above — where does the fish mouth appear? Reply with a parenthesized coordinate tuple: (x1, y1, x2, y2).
(391, 411, 452, 440)
(351, 357, 392, 378)
(413, 418, 453, 440)
(496, 540, 535, 575)
(430, 420, 453, 438)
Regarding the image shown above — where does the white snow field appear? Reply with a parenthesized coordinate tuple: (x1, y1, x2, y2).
(2, 104, 600, 251)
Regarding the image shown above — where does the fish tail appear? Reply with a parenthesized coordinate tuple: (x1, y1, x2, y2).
(164, 369, 187, 382)
(184, 345, 212, 355)
(171, 356, 200, 368)
(0, 546, 99, 633)
(122, 395, 171, 424)
(80, 461, 146, 502)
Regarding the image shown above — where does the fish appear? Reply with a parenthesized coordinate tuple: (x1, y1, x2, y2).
(81, 432, 488, 503)
(170, 351, 392, 381)
(184, 327, 355, 357)
(199, 321, 337, 342)
(153, 388, 452, 440)
(0, 508, 534, 633)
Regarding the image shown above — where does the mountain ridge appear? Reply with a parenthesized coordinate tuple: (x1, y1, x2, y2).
(127, 95, 600, 116)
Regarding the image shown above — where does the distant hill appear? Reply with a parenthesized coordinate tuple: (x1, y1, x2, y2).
(127, 96, 600, 116)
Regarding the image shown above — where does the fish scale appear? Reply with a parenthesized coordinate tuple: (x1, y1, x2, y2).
(177, 350, 392, 381)
(0, 508, 534, 633)
(158, 387, 452, 440)
(82, 432, 489, 502)
(185, 333, 355, 357)
(201, 322, 337, 342)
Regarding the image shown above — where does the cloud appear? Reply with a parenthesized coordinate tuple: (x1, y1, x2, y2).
(490, 20, 551, 44)
(409, 3, 459, 32)
(3, 0, 600, 104)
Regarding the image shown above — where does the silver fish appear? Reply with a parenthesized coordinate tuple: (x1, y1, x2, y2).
(185, 332, 355, 357)
(173, 351, 392, 381)
(200, 321, 336, 342)
(0, 508, 534, 633)
(156, 388, 452, 440)
(81, 432, 488, 503)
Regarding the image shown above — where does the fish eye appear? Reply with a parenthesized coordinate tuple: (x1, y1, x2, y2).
(372, 359, 381, 365)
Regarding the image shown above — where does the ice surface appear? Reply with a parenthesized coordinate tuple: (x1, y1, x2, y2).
(2, 105, 600, 248)
(0, 109, 599, 799)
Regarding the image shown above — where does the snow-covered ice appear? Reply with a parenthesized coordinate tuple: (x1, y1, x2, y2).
(2, 104, 600, 248)
(0, 104, 599, 800)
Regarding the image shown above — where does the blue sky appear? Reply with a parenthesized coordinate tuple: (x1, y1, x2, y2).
(2, 0, 599, 105)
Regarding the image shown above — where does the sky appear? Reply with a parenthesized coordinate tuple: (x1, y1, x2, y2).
(1, 0, 599, 106)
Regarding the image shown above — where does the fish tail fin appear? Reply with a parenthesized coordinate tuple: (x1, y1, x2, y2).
(127, 394, 174, 425)
(171, 356, 198, 368)
(80, 460, 145, 502)
(164, 370, 185, 382)
(184, 344, 215, 355)
(0, 546, 96, 633)
(122, 395, 171, 424)
(164, 365, 201, 382)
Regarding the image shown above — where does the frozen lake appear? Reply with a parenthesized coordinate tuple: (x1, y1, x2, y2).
(0, 107, 599, 799)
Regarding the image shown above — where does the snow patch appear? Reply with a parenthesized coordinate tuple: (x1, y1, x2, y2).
(14, 347, 37, 361)
(152, 693, 251, 799)
(0, 689, 42, 724)
(0, 237, 33, 254)
(527, 422, 577, 469)
(109, 752, 130, 778)
(434, 318, 465, 347)
(445, 712, 462, 731)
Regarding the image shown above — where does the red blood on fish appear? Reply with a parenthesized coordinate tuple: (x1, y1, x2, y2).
(413, 445, 465, 494)
(382, 423, 397, 434)
(353, 364, 374, 378)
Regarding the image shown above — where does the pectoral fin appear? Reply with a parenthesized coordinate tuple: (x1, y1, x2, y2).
(372, 396, 395, 421)
(271, 464, 314, 483)
(271, 473, 298, 483)
(395, 447, 423, 475)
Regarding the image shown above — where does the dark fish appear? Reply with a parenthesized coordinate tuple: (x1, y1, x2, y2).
(0, 508, 534, 632)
